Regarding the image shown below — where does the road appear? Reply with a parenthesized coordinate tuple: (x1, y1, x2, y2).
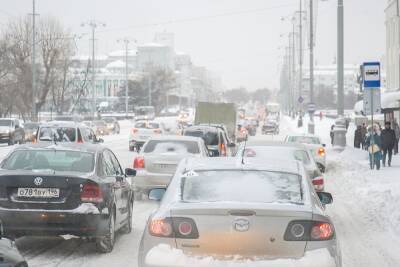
(1, 118, 400, 266)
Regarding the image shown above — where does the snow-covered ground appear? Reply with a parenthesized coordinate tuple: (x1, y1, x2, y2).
(0, 116, 400, 266)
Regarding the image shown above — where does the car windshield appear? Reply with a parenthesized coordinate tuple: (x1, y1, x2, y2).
(24, 123, 39, 129)
(38, 127, 76, 142)
(0, 120, 12, 126)
(241, 146, 311, 165)
(143, 140, 200, 154)
(184, 130, 218, 146)
(288, 136, 320, 145)
(181, 170, 302, 204)
(1, 150, 94, 173)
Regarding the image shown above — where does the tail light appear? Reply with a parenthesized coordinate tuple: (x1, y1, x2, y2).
(312, 176, 324, 191)
(80, 183, 103, 203)
(318, 148, 325, 157)
(131, 128, 138, 135)
(149, 217, 199, 239)
(284, 220, 335, 241)
(219, 143, 227, 156)
(133, 156, 145, 168)
(153, 129, 162, 134)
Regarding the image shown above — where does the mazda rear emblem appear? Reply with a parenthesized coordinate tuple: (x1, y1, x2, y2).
(34, 177, 43, 186)
(233, 218, 250, 232)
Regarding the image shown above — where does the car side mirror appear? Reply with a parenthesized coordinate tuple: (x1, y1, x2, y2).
(125, 168, 136, 177)
(148, 188, 166, 201)
(317, 192, 333, 205)
(228, 142, 236, 148)
(208, 149, 220, 157)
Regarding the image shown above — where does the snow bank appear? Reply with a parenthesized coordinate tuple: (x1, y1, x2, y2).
(145, 244, 336, 267)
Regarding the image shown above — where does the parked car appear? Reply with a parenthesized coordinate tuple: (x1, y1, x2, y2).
(129, 121, 163, 151)
(285, 134, 327, 172)
(236, 141, 325, 191)
(23, 122, 40, 142)
(138, 158, 341, 267)
(0, 143, 135, 253)
(36, 121, 103, 144)
(133, 135, 209, 199)
(183, 125, 235, 157)
(262, 119, 279, 135)
(103, 117, 120, 134)
(0, 118, 25, 146)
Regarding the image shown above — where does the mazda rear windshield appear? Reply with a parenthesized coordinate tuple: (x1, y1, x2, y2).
(181, 170, 302, 204)
(39, 127, 76, 142)
(144, 140, 200, 154)
(1, 150, 95, 173)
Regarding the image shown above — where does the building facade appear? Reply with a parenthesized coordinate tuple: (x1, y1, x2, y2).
(386, 0, 400, 91)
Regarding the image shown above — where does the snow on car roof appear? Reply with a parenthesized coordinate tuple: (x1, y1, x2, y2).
(183, 157, 301, 175)
(146, 135, 203, 142)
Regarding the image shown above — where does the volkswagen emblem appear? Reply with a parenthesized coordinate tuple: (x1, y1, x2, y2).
(34, 177, 43, 186)
(233, 218, 250, 232)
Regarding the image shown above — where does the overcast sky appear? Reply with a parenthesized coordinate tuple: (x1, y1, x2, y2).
(0, 0, 386, 91)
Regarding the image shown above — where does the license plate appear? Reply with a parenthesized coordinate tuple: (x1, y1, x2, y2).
(17, 188, 60, 198)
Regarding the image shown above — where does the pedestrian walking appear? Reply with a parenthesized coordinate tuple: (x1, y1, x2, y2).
(365, 125, 382, 170)
(393, 119, 400, 155)
(354, 125, 362, 149)
(330, 125, 335, 146)
(381, 121, 396, 167)
(361, 123, 367, 150)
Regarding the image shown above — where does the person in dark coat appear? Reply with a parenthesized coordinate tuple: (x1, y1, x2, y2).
(361, 123, 367, 150)
(381, 121, 396, 167)
(354, 125, 362, 149)
(394, 119, 400, 155)
(365, 125, 382, 170)
(330, 125, 335, 146)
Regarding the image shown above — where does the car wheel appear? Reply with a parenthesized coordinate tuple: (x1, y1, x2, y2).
(120, 199, 133, 234)
(96, 209, 116, 253)
(8, 137, 14, 146)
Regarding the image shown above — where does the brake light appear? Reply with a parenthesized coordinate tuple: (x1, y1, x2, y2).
(153, 129, 162, 134)
(284, 220, 335, 241)
(318, 148, 325, 157)
(131, 128, 138, 134)
(311, 222, 334, 240)
(220, 143, 226, 156)
(312, 176, 324, 191)
(133, 156, 145, 168)
(149, 217, 199, 239)
(80, 183, 103, 203)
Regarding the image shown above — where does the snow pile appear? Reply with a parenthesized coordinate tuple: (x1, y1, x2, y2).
(145, 244, 336, 267)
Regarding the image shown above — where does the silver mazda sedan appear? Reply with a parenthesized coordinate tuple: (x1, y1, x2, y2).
(138, 158, 342, 267)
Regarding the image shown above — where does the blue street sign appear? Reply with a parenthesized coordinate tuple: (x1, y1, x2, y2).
(363, 62, 381, 88)
(298, 96, 304, 103)
(307, 102, 316, 112)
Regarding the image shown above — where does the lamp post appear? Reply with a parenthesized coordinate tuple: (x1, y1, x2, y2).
(308, 0, 316, 134)
(81, 21, 106, 118)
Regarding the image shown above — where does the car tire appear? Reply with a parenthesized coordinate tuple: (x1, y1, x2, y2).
(8, 137, 14, 146)
(120, 199, 133, 234)
(96, 209, 116, 253)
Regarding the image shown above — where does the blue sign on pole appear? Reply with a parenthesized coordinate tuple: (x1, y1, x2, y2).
(363, 62, 381, 88)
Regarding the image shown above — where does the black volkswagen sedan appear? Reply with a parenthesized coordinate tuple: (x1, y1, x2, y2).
(0, 143, 135, 253)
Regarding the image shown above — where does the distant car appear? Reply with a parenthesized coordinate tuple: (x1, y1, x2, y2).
(285, 134, 327, 172)
(0, 118, 25, 146)
(132, 135, 209, 199)
(0, 143, 135, 253)
(23, 122, 40, 142)
(135, 106, 155, 121)
(197, 123, 234, 146)
(36, 121, 103, 144)
(184, 125, 235, 157)
(262, 120, 279, 135)
(93, 120, 110, 136)
(138, 158, 341, 267)
(103, 117, 120, 134)
(236, 141, 325, 191)
(129, 121, 163, 151)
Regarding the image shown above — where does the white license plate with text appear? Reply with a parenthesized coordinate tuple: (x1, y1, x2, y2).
(17, 188, 60, 198)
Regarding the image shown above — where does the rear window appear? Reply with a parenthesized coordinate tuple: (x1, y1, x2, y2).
(143, 140, 200, 154)
(1, 150, 94, 173)
(0, 120, 12, 127)
(24, 123, 39, 130)
(288, 136, 320, 145)
(39, 127, 76, 142)
(242, 147, 310, 164)
(134, 122, 159, 129)
(181, 170, 302, 204)
(184, 130, 218, 146)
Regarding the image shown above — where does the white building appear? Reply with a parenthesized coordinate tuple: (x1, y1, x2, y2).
(136, 43, 175, 71)
(385, 0, 400, 91)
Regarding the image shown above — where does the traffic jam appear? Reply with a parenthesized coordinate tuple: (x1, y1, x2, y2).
(0, 102, 339, 267)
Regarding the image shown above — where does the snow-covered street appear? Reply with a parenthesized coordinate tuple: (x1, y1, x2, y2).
(1, 117, 400, 267)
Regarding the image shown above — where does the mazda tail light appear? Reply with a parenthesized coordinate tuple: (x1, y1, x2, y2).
(284, 220, 335, 241)
(133, 156, 145, 169)
(149, 217, 199, 239)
